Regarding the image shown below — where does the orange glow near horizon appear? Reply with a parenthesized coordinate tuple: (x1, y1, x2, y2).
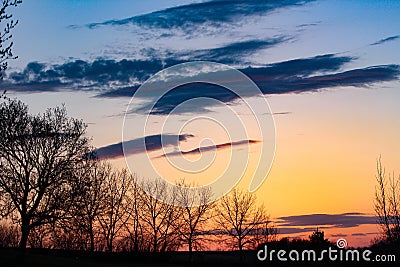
(30, 79, 397, 248)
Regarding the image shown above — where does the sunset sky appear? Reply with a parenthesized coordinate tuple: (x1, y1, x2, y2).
(3, 0, 400, 247)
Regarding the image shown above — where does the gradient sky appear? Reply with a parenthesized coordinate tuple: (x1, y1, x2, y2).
(3, 0, 400, 247)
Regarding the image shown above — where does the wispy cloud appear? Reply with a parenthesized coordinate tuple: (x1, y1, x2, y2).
(331, 233, 348, 237)
(156, 139, 260, 158)
(175, 38, 290, 64)
(278, 227, 316, 235)
(81, 0, 313, 32)
(95, 133, 194, 160)
(351, 233, 367, 236)
(370, 35, 400, 46)
(271, 112, 292, 115)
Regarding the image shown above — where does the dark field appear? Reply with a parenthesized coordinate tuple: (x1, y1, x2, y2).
(1, 248, 399, 267)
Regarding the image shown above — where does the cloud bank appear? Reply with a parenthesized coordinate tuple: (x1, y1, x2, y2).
(4, 54, 399, 115)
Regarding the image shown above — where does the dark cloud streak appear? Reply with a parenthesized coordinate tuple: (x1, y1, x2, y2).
(157, 139, 260, 158)
(95, 133, 194, 160)
(370, 35, 400, 46)
(83, 0, 313, 32)
(277, 213, 377, 228)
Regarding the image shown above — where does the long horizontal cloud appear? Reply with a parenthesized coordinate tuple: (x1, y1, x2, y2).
(3, 54, 399, 115)
(83, 0, 313, 31)
(2, 38, 287, 92)
(277, 212, 377, 228)
(201, 212, 378, 236)
(127, 57, 399, 115)
(100, 54, 397, 100)
(157, 139, 260, 158)
(278, 227, 318, 235)
(96, 53, 355, 100)
(95, 133, 194, 160)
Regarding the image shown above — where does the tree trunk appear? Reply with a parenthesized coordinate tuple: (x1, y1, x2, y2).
(89, 231, 95, 252)
(19, 219, 30, 251)
(89, 221, 95, 252)
(153, 233, 157, 252)
(107, 238, 113, 252)
(238, 239, 243, 262)
(188, 239, 193, 262)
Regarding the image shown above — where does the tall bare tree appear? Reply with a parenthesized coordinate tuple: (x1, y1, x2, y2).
(124, 179, 147, 252)
(375, 157, 400, 244)
(139, 179, 180, 252)
(97, 166, 132, 252)
(0, 99, 91, 250)
(214, 188, 268, 260)
(175, 180, 214, 259)
(64, 159, 108, 251)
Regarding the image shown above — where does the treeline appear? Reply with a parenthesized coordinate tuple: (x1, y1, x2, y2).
(0, 98, 277, 255)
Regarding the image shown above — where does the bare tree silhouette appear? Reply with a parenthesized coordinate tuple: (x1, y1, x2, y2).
(175, 179, 214, 260)
(0, 99, 91, 250)
(97, 166, 132, 252)
(375, 157, 400, 244)
(124, 179, 148, 252)
(214, 188, 268, 260)
(48, 221, 87, 250)
(69, 159, 108, 251)
(139, 179, 180, 252)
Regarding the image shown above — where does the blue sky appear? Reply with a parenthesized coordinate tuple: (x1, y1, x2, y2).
(10, 0, 400, 68)
(3, 0, 400, 247)
(7, 0, 400, 111)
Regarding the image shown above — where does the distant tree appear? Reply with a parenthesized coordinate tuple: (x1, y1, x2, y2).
(252, 218, 278, 247)
(175, 180, 214, 259)
(48, 222, 85, 250)
(375, 157, 400, 244)
(97, 166, 132, 252)
(69, 159, 108, 252)
(27, 224, 51, 249)
(308, 227, 329, 245)
(214, 188, 268, 260)
(0, 219, 19, 247)
(124, 179, 148, 252)
(0, 99, 91, 250)
(139, 179, 180, 252)
(0, 0, 21, 81)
